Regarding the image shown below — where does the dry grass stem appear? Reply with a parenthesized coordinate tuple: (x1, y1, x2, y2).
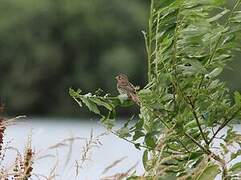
(102, 156, 127, 175)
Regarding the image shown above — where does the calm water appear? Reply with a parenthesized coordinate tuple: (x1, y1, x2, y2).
(4, 118, 143, 180)
(4, 118, 241, 180)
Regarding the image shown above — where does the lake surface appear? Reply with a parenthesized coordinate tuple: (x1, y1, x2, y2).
(4, 118, 143, 180)
(3, 118, 241, 180)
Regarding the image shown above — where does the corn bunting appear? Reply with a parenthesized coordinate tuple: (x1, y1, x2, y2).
(115, 74, 140, 105)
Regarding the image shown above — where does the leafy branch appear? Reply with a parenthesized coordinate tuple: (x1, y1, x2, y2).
(71, 0, 241, 179)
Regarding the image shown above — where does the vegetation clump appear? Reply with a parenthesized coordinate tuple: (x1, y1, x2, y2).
(70, 0, 241, 179)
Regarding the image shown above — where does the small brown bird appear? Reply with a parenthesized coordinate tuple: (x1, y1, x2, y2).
(115, 74, 140, 105)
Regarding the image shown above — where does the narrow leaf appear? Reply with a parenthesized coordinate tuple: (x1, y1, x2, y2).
(196, 163, 220, 180)
(142, 150, 148, 170)
(229, 162, 241, 174)
(81, 98, 100, 114)
(207, 9, 229, 22)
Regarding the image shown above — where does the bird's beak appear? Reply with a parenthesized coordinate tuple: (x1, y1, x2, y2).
(115, 76, 118, 80)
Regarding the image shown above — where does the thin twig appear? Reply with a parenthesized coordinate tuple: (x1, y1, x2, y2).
(110, 130, 151, 150)
(208, 108, 241, 144)
(187, 96, 209, 145)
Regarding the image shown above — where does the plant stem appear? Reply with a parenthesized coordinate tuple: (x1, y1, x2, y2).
(155, 12, 160, 77)
(145, 103, 213, 157)
(166, 3, 211, 149)
(222, 163, 228, 180)
(147, 0, 154, 83)
(187, 96, 209, 145)
(208, 108, 241, 145)
(184, 131, 226, 168)
(110, 129, 152, 150)
(183, 132, 211, 155)
(150, 107, 196, 153)
(144, 105, 191, 153)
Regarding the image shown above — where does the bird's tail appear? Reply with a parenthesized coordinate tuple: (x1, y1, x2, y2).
(130, 93, 140, 106)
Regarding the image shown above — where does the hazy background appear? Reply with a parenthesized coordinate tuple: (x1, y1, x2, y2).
(0, 0, 240, 118)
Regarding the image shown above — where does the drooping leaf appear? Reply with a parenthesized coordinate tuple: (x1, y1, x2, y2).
(231, 149, 241, 161)
(133, 130, 145, 141)
(207, 8, 229, 22)
(229, 162, 241, 174)
(100, 115, 115, 129)
(134, 143, 141, 150)
(230, 11, 241, 23)
(205, 67, 223, 78)
(69, 88, 82, 107)
(90, 98, 113, 111)
(135, 118, 144, 130)
(144, 133, 156, 149)
(234, 91, 241, 107)
(142, 150, 149, 170)
(195, 163, 220, 180)
(117, 127, 131, 138)
(81, 97, 100, 115)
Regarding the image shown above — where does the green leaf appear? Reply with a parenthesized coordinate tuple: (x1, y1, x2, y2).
(73, 97, 82, 107)
(138, 89, 152, 95)
(186, 59, 206, 73)
(207, 8, 229, 22)
(69, 88, 82, 107)
(231, 149, 241, 161)
(81, 97, 100, 114)
(134, 143, 141, 150)
(230, 11, 241, 23)
(229, 162, 241, 174)
(117, 127, 130, 138)
(144, 133, 156, 149)
(133, 130, 145, 141)
(205, 67, 223, 78)
(184, 120, 198, 129)
(142, 150, 148, 170)
(196, 163, 220, 180)
(100, 115, 115, 129)
(90, 98, 113, 111)
(234, 91, 241, 107)
(177, 64, 201, 76)
(69, 88, 81, 97)
(175, 115, 184, 134)
(220, 143, 228, 154)
(224, 127, 241, 145)
(124, 115, 134, 128)
(135, 118, 144, 130)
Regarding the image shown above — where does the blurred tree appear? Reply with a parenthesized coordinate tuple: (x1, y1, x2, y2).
(0, 0, 239, 117)
(0, 0, 148, 117)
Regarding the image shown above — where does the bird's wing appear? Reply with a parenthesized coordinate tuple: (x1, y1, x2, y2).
(128, 82, 137, 93)
(119, 84, 136, 94)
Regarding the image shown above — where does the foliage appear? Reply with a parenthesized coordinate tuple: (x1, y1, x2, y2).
(71, 0, 241, 179)
(0, 0, 148, 116)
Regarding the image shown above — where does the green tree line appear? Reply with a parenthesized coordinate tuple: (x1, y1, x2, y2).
(0, 0, 148, 117)
(0, 0, 239, 117)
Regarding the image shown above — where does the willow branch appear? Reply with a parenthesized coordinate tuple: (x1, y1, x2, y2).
(208, 107, 241, 144)
(197, 0, 241, 90)
(147, 0, 154, 82)
(110, 130, 153, 151)
(206, 0, 240, 65)
(187, 96, 209, 145)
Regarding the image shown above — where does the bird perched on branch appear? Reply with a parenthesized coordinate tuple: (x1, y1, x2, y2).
(115, 74, 140, 105)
